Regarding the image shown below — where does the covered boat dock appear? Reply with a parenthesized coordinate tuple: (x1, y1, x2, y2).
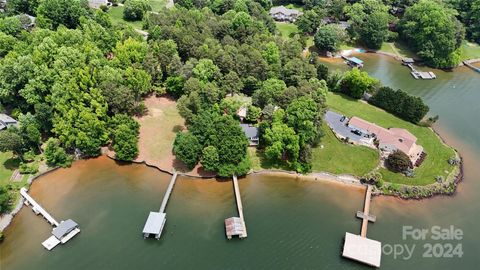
(142, 172, 178, 239)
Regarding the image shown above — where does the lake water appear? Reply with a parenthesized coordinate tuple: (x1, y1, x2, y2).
(1, 54, 480, 269)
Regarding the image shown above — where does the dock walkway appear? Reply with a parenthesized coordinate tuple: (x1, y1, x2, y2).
(20, 188, 59, 226)
(360, 185, 372, 237)
(159, 172, 178, 213)
(20, 187, 80, 250)
(463, 60, 480, 73)
(225, 175, 247, 239)
(342, 185, 382, 267)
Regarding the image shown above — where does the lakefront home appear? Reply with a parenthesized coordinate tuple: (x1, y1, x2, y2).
(269, 6, 303, 22)
(348, 117, 424, 164)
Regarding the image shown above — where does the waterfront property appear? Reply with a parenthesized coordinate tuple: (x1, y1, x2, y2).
(225, 175, 247, 239)
(326, 110, 424, 165)
(20, 187, 80, 250)
(342, 185, 382, 268)
(142, 172, 178, 239)
(269, 6, 302, 22)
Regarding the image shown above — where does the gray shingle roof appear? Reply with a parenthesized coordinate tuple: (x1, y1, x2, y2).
(52, 219, 78, 239)
(240, 124, 259, 138)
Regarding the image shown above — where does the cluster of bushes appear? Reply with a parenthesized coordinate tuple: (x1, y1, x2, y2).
(369, 86, 429, 123)
(381, 181, 457, 199)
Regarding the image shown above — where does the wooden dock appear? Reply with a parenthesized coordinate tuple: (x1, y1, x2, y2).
(406, 63, 436, 79)
(20, 187, 59, 226)
(225, 175, 247, 239)
(159, 172, 178, 213)
(360, 185, 373, 237)
(142, 172, 178, 239)
(342, 185, 381, 267)
(20, 188, 80, 250)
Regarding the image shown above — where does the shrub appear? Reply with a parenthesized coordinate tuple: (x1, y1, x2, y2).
(19, 162, 38, 174)
(386, 150, 412, 173)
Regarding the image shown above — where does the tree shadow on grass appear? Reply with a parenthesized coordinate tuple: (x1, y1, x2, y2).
(3, 157, 21, 170)
(256, 149, 292, 171)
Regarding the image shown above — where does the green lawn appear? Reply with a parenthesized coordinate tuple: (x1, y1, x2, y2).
(379, 42, 417, 59)
(326, 92, 456, 186)
(108, 0, 167, 29)
(275, 22, 298, 37)
(460, 41, 480, 61)
(311, 123, 379, 176)
(0, 152, 17, 186)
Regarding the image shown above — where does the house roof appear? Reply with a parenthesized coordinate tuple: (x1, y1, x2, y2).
(269, 6, 302, 16)
(348, 117, 418, 154)
(240, 124, 259, 138)
(0, 114, 17, 124)
(52, 219, 78, 239)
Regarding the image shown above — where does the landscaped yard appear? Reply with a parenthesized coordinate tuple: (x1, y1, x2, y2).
(326, 92, 456, 186)
(107, 0, 167, 29)
(275, 22, 298, 37)
(311, 123, 379, 176)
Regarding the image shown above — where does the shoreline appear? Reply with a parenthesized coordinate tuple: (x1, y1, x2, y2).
(0, 166, 59, 232)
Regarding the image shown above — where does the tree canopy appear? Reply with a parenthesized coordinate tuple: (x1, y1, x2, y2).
(399, 0, 464, 68)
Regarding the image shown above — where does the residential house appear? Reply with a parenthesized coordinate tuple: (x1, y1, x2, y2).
(0, 114, 18, 130)
(269, 6, 303, 22)
(348, 117, 424, 164)
(240, 124, 259, 146)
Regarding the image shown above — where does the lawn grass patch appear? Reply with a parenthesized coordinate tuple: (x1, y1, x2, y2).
(460, 41, 480, 61)
(380, 42, 417, 59)
(275, 22, 298, 37)
(0, 152, 17, 187)
(311, 123, 379, 176)
(326, 92, 456, 186)
(108, 0, 166, 29)
(135, 96, 184, 168)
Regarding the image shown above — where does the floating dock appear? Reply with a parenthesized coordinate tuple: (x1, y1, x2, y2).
(225, 175, 247, 239)
(20, 187, 80, 251)
(405, 63, 436, 79)
(342, 185, 381, 268)
(142, 172, 178, 239)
